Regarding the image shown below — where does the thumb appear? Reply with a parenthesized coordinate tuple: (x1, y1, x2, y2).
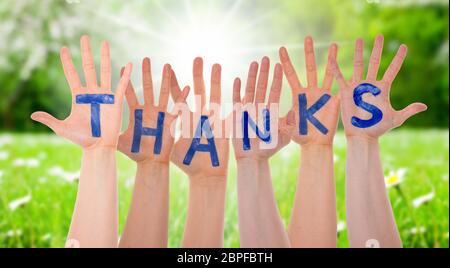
(31, 112, 63, 134)
(394, 102, 427, 127)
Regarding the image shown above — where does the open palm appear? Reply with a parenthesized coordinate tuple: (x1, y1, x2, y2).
(170, 58, 230, 179)
(31, 36, 132, 148)
(279, 36, 340, 146)
(332, 35, 427, 138)
(232, 57, 292, 160)
(118, 58, 189, 163)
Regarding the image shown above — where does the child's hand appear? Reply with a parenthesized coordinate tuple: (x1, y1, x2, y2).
(31, 35, 132, 148)
(332, 35, 427, 139)
(170, 58, 229, 180)
(232, 57, 293, 160)
(279, 37, 340, 146)
(117, 58, 189, 163)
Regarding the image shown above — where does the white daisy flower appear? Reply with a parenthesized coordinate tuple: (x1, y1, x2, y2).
(337, 220, 346, 233)
(125, 177, 135, 188)
(412, 192, 435, 208)
(0, 151, 9, 160)
(8, 194, 32, 211)
(6, 229, 23, 237)
(48, 166, 79, 183)
(12, 158, 40, 168)
(384, 168, 407, 188)
(0, 135, 13, 147)
(408, 226, 426, 235)
(333, 154, 339, 163)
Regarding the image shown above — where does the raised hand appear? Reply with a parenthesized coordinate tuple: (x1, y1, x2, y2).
(170, 57, 229, 247)
(332, 35, 427, 138)
(170, 57, 229, 179)
(232, 57, 292, 248)
(31, 36, 132, 148)
(117, 58, 189, 163)
(279, 37, 340, 146)
(232, 57, 292, 160)
(279, 37, 339, 247)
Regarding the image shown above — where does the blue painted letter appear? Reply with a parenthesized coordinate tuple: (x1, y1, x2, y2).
(299, 93, 330, 135)
(131, 110, 165, 154)
(75, 94, 115, 137)
(183, 115, 219, 167)
(351, 83, 383, 128)
(242, 108, 271, 150)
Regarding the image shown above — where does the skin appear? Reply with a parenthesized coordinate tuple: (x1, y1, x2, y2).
(232, 57, 292, 248)
(279, 36, 339, 247)
(117, 58, 189, 248)
(31, 35, 132, 248)
(331, 35, 427, 248)
(170, 57, 229, 248)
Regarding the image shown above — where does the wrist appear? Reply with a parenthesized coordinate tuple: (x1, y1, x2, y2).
(136, 160, 169, 170)
(189, 175, 227, 188)
(81, 146, 116, 165)
(347, 135, 379, 148)
(346, 134, 379, 144)
(135, 161, 169, 192)
(236, 157, 269, 169)
(300, 143, 333, 153)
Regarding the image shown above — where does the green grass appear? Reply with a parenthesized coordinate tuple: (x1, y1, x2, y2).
(0, 129, 448, 248)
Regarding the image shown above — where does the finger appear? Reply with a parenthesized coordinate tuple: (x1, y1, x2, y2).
(115, 63, 133, 104)
(366, 35, 384, 81)
(279, 46, 302, 89)
(268, 63, 283, 105)
(80, 35, 98, 89)
(142, 57, 154, 106)
(352, 38, 364, 82)
(193, 57, 206, 112)
(158, 64, 171, 110)
(60, 47, 82, 91)
(171, 86, 190, 117)
(210, 63, 221, 105)
(304, 36, 318, 88)
(394, 102, 427, 127)
(330, 59, 348, 89)
(100, 41, 111, 90)
(322, 43, 338, 91)
(244, 61, 258, 104)
(31, 112, 63, 134)
(121, 67, 138, 107)
(232, 78, 241, 105)
(170, 69, 183, 101)
(255, 56, 270, 103)
(176, 86, 190, 103)
(382, 44, 407, 86)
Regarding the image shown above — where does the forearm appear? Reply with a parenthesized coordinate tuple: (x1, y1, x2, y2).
(289, 144, 336, 247)
(237, 158, 290, 248)
(346, 136, 402, 248)
(182, 176, 227, 248)
(67, 147, 118, 248)
(119, 161, 169, 248)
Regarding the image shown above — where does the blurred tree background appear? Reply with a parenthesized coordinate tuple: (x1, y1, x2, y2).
(0, 0, 448, 131)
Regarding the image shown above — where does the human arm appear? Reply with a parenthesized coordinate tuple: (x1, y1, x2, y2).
(31, 36, 132, 247)
(170, 58, 230, 247)
(331, 35, 427, 247)
(232, 57, 291, 247)
(279, 37, 339, 247)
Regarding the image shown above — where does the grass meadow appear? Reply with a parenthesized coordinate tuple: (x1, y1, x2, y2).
(0, 129, 448, 248)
